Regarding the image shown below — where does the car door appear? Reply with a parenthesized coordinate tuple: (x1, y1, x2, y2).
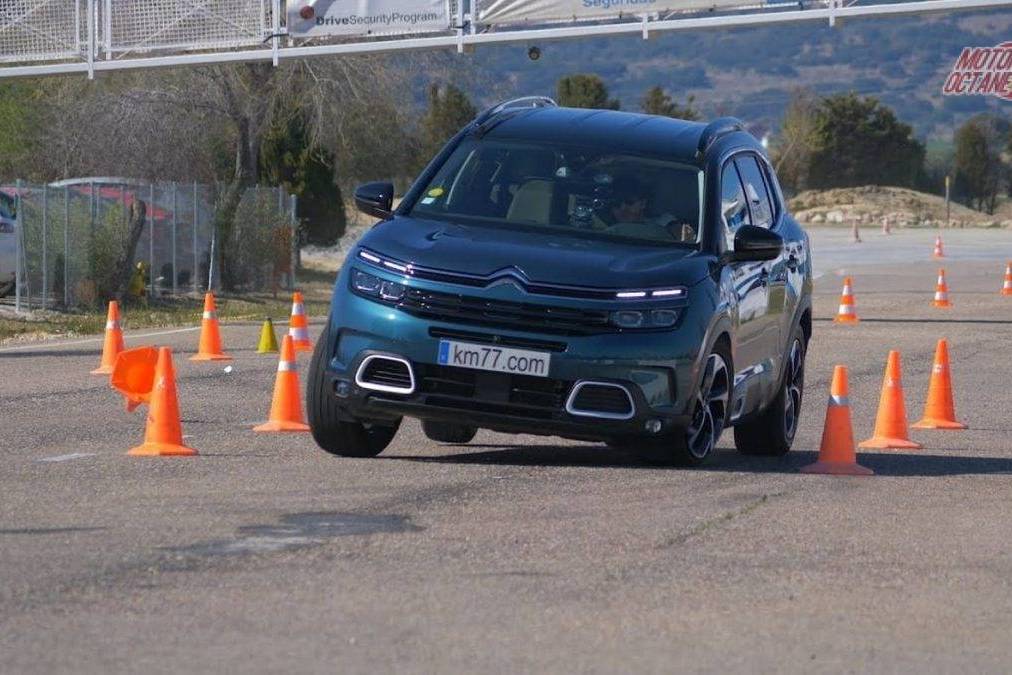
(733, 153, 786, 392)
(719, 158, 769, 385)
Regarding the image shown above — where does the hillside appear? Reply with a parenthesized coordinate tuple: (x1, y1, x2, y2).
(465, 6, 1012, 140)
(789, 186, 1012, 228)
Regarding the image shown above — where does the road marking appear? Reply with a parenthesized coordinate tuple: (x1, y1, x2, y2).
(0, 326, 200, 353)
(38, 453, 96, 463)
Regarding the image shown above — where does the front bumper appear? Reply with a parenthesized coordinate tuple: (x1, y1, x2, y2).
(324, 288, 704, 441)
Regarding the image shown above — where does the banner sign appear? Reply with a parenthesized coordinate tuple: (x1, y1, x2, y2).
(288, 0, 452, 37)
(479, 0, 749, 24)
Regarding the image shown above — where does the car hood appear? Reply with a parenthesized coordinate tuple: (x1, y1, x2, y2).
(358, 216, 712, 290)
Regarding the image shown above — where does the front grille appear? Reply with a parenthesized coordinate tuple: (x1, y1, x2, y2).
(568, 383, 634, 418)
(428, 327, 567, 353)
(416, 364, 570, 416)
(358, 357, 413, 391)
(397, 287, 612, 336)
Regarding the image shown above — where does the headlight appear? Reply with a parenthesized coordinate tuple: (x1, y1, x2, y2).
(610, 308, 680, 329)
(351, 269, 406, 302)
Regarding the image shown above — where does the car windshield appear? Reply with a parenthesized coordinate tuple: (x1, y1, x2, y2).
(408, 137, 703, 247)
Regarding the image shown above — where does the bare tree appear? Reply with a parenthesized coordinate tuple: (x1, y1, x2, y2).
(772, 88, 822, 193)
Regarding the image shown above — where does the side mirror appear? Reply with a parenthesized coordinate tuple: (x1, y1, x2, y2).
(354, 182, 394, 220)
(730, 225, 782, 262)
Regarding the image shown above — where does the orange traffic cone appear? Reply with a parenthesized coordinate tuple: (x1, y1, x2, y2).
(254, 335, 310, 433)
(190, 292, 231, 361)
(128, 347, 197, 456)
(859, 351, 922, 450)
(1001, 262, 1012, 296)
(932, 268, 952, 308)
(932, 235, 945, 259)
(801, 366, 873, 475)
(912, 339, 967, 430)
(288, 291, 312, 351)
(833, 277, 859, 323)
(111, 345, 158, 412)
(91, 300, 125, 375)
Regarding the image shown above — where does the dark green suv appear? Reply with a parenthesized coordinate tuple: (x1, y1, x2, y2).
(306, 97, 812, 465)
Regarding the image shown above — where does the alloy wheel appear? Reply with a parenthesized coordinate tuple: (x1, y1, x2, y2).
(686, 353, 730, 459)
(783, 338, 804, 443)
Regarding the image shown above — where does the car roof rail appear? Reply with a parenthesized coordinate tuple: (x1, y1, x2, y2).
(473, 96, 558, 126)
(697, 117, 745, 156)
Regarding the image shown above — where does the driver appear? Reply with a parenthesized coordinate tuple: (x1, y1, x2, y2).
(594, 175, 696, 243)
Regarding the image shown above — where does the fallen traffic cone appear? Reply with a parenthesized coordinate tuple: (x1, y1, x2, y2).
(288, 291, 312, 351)
(859, 351, 922, 450)
(254, 335, 310, 433)
(1001, 262, 1012, 296)
(111, 345, 158, 412)
(801, 365, 873, 475)
(932, 235, 945, 259)
(91, 300, 125, 375)
(833, 277, 859, 323)
(932, 268, 952, 308)
(257, 318, 279, 353)
(912, 338, 967, 430)
(190, 292, 231, 361)
(128, 347, 197, 456)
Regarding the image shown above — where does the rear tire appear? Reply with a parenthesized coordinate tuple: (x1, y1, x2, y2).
(306, 321, 400, 457)
(734, 325, 805, 457)
(422, 420, 477, 444)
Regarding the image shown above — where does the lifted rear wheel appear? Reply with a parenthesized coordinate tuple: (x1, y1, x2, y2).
(306, 322, 400, 457)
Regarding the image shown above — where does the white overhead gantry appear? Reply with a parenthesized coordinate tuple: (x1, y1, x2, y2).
(0, 0, 1009, 79)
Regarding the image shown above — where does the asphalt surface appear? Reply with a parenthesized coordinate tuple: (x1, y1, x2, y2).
(2, 229, 1012, 673)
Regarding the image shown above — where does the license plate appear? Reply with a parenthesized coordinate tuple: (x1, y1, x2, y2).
(437, 340, 550, 378)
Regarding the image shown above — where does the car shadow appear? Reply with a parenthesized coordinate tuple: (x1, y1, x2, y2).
(383, 445, 1012, 477)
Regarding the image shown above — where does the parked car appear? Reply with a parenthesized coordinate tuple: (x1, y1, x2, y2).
(0, 191, 17, 298)
(306, 98, 813, 465)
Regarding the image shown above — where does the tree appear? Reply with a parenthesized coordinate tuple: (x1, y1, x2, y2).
(771, 88, 822, 192)
(953, 115, 1009, 214)
(806, 93, 925, 190)
(261, 113, 346, 247)
(556, 74, 620, 110)
(640, 86, 699, 121)
(418, 84, 477, 167)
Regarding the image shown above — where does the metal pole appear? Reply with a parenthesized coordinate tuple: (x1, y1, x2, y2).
(14, 180, 21, 313)
(63, 185, 69, 306)
(41, 184, 48, 309)
(148, 183, 155, 297)
(207, 222, 216, 292)
(192, 181, 198, 294)
(289, 193, 298, 291)
(171, 182, 177, 296)
(944, 175, 951, 228)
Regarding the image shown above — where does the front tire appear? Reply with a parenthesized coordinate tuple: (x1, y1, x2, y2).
(734, 325, 806, 457)
(306, 321, 400, 457)
(636, 341, 732, 466)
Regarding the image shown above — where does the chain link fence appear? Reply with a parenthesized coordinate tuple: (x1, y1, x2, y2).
(2, 179, 297, 312)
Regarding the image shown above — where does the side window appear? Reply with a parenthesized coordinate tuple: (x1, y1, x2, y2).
(735, 155, 774, 228)
(720, 161, 750, 249)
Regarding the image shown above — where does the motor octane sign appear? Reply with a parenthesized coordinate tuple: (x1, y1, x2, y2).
(942, 43, 1012, 100)
(288, 0, 451, 37)
(478, 0, 748, 24)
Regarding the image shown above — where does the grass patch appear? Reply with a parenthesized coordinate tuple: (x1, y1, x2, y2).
(0, 294, 331, 343)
